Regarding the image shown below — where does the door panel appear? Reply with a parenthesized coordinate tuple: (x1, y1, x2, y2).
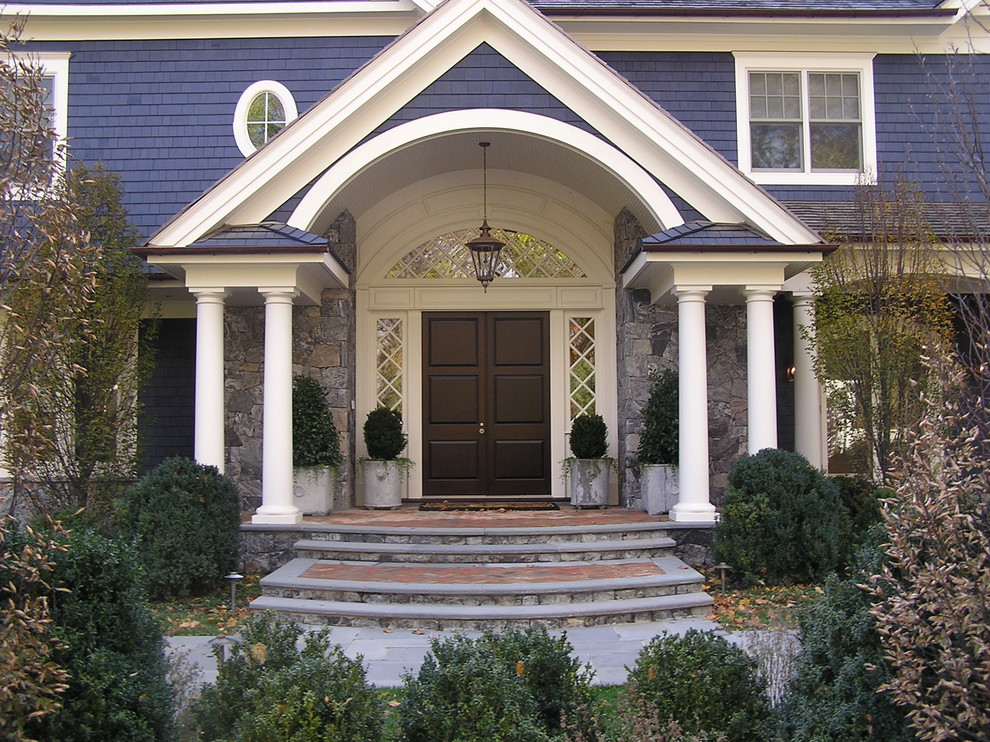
(423, 312, 550, 496)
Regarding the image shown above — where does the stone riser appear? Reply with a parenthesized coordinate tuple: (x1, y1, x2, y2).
(304, 527, 674, 546)
(250, 601, 713, 631)
(262, 582, 702, 606)
(294, 546, 672, 563)
(294, 535, 677, 563)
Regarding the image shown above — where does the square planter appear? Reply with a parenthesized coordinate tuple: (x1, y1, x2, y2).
(292, 466, 335, 516)
(568, 459, 611, 509)
(641, 463, 678, 515)
(360, 460, 404, 509)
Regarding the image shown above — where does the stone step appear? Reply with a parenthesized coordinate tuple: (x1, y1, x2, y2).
(299, 521, 676, 546)
(259, 556, 704, 606)
(293, 535, 677, 563)
(249, 591, 714, 631)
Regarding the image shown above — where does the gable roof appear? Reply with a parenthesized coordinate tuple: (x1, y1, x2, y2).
(148, 0, 820, 249)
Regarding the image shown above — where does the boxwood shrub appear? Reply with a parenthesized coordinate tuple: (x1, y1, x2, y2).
(117, 457, 241, 599)
(30, 528, 174, 742)
(194, 611, 384, 742)
(400, 627, 594, 741)
(713, 448, 851, 585)
(626, 629, 770, 742)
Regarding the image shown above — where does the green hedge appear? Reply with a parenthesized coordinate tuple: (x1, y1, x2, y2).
(117, 457, 241, 599)
(714, 449, 851, 585)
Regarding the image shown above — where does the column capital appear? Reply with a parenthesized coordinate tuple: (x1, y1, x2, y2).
(790, 291, 816, 308)
(191, 288, 228, 300)
(258, 287, 299, 300)
(743, 285, 781, 299)
(674, 285, 712, 301)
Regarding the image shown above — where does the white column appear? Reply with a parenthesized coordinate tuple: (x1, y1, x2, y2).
(744, 286, 779, 454)
(671, 286, 716, 523)
(252, 288, 301, 525)
(193, 289, 227, 472)
(792, 292, 826, 469)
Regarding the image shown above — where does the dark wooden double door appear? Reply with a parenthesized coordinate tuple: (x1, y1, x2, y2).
(423, 312, 551, 496)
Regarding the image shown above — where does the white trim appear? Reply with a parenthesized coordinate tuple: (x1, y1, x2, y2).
(289, 110, 682, 236)
(233, 80, 298, 157)
(734, 51, 877, 186)
(148, 0, 819, 250)
(4, 51, 70, 172)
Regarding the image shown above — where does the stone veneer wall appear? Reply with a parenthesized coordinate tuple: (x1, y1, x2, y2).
(225, 212, 358, 512)
(613, 210, 748, 511)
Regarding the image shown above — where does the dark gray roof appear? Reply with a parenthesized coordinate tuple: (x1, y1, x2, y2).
(17, 0, 948, 10)
(533, 0, 948, 14)
(643, 221, 790, 248)
(187, 222, 328, 250)
(784, 201, 990, 241)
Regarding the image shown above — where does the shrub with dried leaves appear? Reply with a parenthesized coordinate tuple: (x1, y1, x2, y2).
(869, 362, 990, 742)
(0, 516, 69, 741)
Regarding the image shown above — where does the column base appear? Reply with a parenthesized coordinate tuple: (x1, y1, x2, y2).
(251, 508, 303, 525)
(669, 502, 718, 523)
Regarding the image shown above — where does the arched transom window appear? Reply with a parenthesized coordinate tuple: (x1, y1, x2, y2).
(386, 229, 586, 279)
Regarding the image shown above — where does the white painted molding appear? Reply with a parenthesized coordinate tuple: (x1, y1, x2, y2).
(290, 109, 683, 235)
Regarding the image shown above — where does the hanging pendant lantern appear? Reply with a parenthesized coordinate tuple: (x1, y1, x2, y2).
(466, 141, 504, 291)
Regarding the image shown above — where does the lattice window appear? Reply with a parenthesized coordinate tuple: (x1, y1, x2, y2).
(569, 317, 596, 419)
(386, 229, 586, 279)
(376, 318, 403, 412)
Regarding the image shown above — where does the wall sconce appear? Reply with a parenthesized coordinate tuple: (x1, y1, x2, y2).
(785, 366, 796, 383)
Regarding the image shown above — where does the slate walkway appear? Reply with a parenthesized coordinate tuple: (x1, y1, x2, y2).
(166, 617, 722, 688)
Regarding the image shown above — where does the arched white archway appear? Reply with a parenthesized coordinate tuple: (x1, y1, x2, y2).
(356, 170, 615, 285)
(288, 109, 684, 235)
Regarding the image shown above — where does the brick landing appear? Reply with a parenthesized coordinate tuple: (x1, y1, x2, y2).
(299, 559, 666, 584)
(244, 504, 669, 530)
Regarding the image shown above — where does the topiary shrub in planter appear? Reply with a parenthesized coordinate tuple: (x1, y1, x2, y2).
(637, 369, 679, 514)
(627, 629, 771, 742)
(713, 448, 851, 585)
(29, 528, 175, 742)
(193, 611, 384, 742)
(360, 407, 411, 509)
(400, 631, 578, 742)
(292, 375, 343, 516)
(566, 413, 612, 508)
(117, 456, 241, 599)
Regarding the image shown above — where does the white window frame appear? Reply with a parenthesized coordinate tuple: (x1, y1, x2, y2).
(4, 51, 70, 181)
(734, 52, 877, 186)
(233, 80, 297, 157)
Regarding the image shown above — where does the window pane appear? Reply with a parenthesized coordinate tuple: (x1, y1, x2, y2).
(810, 123, 861, 169)
(247, 123, 266, 148)
(752, 123, 802, 169)
(809, 72, 861, 122)
(266, 95, 285, 121)
(247, 94, 267, 122)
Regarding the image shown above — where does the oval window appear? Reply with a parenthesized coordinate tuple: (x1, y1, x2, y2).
(233, 81, 298, 156)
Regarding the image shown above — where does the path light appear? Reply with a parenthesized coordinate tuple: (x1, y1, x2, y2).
(466, 141, 504, 292)
(715, 563, 732, 595)
(225, 572, 244, 613)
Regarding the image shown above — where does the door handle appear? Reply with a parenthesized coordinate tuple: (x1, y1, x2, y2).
(479, 423, 486, 435)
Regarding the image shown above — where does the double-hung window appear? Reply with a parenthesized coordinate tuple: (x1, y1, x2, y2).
(4, 52, 70, 180)
(735, 53, 876, 186)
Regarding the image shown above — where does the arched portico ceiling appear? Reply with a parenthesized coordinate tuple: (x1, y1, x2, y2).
(289, 111, 681, 239)
(148, 0, 820, 249)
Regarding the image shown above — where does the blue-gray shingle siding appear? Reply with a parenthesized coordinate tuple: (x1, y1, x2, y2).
(24, 36, 392, 239)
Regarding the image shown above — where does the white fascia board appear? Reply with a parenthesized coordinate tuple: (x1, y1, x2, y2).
(151, 0, 818, 248)
(8, 2, 420, 40)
